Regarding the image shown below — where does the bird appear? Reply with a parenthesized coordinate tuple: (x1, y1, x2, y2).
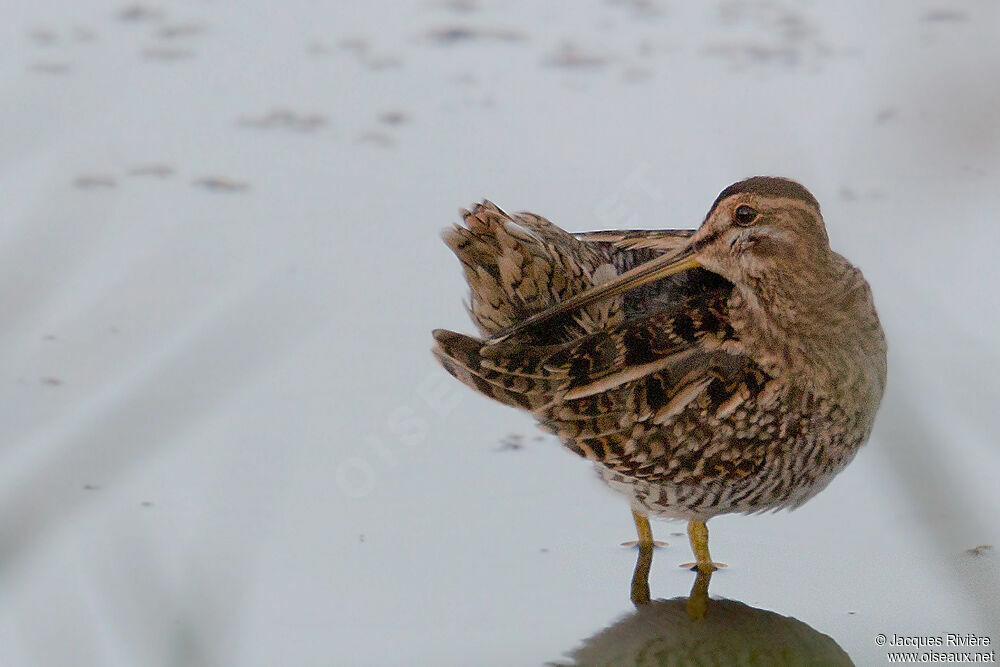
(432, 176, 887, 581)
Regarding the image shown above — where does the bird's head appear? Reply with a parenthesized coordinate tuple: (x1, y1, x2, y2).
(686, 176, 832, 287)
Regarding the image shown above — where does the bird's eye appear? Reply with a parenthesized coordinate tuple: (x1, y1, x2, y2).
(733, 204, 758, 226)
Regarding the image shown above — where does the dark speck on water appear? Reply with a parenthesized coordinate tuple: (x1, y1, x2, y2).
(497, 434, 525, 451)
(28, 28, 58, 45)
(239, 109, 327, 132)
(74, 175, 116, 189)
(378, 111, 408, 126)
(875, 108, 897, 124)
(966, 544, 993, 556)
(117, 5, 165, 23)
(427, 26, 526, 45)
(921, 10, 968, 23)
(545, 43, 610, 68)
(129, 164, 174, 178)
(194, 177, 249, 192)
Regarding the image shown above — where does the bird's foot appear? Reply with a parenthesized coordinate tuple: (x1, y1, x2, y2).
(679, 560, 727, 572)
(682, 521, 723, 573)
(620, 539, 668, 548)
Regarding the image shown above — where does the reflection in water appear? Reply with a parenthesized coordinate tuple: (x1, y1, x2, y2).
(558, 547, 853, 666)
(629, 542, 711, 619)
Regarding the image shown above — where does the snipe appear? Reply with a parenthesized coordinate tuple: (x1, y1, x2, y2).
(432, 177, 886, 583)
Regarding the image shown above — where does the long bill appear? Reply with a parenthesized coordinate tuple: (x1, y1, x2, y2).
(485, 247, 702, 344)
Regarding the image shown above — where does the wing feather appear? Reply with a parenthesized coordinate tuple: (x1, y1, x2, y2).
(574, 229, 695, 253)
(435, 211, 778, 486)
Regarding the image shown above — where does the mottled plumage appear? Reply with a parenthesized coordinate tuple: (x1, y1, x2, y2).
(432, 177, 887, 573)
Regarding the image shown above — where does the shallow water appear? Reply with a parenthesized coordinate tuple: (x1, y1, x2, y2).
(1, 1, 998, 665)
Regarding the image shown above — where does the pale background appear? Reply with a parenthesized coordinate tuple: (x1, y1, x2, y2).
(1, 1, 998, 665)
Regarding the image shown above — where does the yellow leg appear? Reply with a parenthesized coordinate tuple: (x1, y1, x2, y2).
(633, 510, 653, 547)
(621, 510, 667, 547)
(689, 520, 712, 571)
(679, 520, 726, 572)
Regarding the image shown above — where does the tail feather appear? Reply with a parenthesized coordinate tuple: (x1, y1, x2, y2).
(440, 201, 621, 341)
(432, 329, 562, 410)
(434, 200, 631, 415)
(432, 346, 535, 410)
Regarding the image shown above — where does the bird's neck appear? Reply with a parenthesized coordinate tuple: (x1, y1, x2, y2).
(731, 257, 886, 400)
